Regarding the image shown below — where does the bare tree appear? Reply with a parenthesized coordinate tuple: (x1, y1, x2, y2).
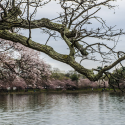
(0, 0, 125, 87)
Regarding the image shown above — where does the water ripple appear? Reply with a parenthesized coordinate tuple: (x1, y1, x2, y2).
(0, 93, 125, 125)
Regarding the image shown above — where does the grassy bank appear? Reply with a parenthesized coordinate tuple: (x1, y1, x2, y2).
(0, 88, 121, 94)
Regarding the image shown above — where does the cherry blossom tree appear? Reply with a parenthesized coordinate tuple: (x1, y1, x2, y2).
(11, 76, 27, 90)
(0, 39, 51, 89)
(45, 79, 77, 90)
(14, 43, 51, 86)
(78, 78, 109, 89)
(0, 51, 16, 82)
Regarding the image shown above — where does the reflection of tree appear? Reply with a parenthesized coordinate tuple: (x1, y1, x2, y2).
(0, 94, 51, 111)
(98, 93, 125, 123)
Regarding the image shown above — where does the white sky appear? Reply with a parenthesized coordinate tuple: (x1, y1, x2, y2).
(20, 0, 125, 72)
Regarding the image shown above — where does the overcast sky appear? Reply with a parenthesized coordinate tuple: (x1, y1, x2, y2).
(20, 0, 125, 72)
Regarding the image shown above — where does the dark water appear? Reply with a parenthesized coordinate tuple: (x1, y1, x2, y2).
(0, 92, 125, 125)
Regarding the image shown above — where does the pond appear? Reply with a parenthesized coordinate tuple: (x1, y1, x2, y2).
(0, 92, 125, 125)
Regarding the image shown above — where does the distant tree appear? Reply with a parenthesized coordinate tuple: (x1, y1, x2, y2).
(70, 73, 78, 81)
(50, 67, 69, 80)
(78, 78, 108, 89)
(65, 70, 77, 77)
(47, 79, 77, 90)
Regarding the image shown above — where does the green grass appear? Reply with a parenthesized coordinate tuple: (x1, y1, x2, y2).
(0, 88, 121, 95)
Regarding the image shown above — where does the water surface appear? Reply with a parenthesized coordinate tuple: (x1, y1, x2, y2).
(0, 92, 125, 125)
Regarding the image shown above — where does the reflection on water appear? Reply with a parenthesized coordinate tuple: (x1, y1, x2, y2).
(0, 92, 125, 125)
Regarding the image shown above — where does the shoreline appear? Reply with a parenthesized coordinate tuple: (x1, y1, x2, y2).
(0, 88, 122, 95)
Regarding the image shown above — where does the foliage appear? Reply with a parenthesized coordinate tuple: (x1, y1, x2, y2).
(0, 41, 51, 89)
(78, 79, 109, 89)
(101, 67, 125, 92)
(70, 73, 78, 81)
(45, 79, 77, 90)
(50, 68, 67, 80)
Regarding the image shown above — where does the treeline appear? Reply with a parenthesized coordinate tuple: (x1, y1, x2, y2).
(0, 39, 89, 91)
(0, 39, 119, 91)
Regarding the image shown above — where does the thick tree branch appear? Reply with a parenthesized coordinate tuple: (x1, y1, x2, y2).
(0, 17, 89, 56)
(0, 29, 96, 80)
(1, 29, 125, 81)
